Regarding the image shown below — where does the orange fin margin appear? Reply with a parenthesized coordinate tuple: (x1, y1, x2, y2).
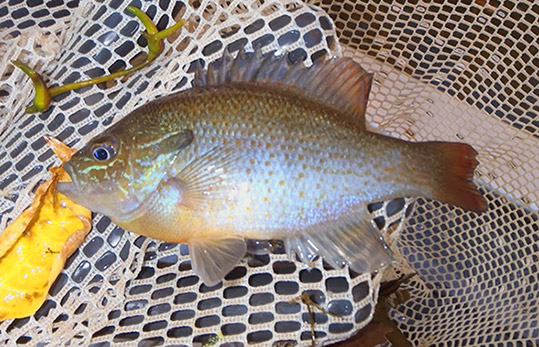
(431, 142, 488, 213)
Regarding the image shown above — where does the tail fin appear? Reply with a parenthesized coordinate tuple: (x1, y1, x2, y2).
(427, 142, 487, 213)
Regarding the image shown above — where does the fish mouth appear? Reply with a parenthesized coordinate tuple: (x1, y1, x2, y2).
(56, 162, 105, 208)
(56, 171, 145, 223)
(61, 161, 77, 185)
(56, 179, 122, 218)
(57, 162, 80, 200)
(56, 181, 84, 204)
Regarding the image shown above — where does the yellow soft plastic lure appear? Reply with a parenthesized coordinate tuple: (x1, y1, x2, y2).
(0, 137, 91, 321)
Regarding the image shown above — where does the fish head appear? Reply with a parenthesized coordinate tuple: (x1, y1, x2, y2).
(57, 124, 195, 222)
(57, 130, 138, 220)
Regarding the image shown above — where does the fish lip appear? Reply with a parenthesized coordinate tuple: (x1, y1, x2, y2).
(56, 162, 82, 200)
(56, 180, 76, 197)
(62, 162, 78, 185)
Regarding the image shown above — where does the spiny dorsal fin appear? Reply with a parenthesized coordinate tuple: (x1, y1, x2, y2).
(193, 48, 373, 127)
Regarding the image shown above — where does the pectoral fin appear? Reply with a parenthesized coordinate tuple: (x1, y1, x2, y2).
(171, 143, 244, 210)
(189, 236, 247, 286)
(286, 208, 394, 274)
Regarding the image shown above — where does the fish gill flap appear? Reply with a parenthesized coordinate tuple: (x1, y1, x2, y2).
(193, 49, 373, 128)
(189, 236, 247, 286)
(128, 129, 195, 198)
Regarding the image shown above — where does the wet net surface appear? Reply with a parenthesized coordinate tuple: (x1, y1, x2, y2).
(0, 0, 537, 346)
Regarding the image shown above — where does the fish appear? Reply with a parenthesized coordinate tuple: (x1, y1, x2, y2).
(57, 49, 487, 285)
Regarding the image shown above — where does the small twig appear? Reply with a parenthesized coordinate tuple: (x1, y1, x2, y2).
(291, 292, 341, 347)
(379, 273, 417, 298)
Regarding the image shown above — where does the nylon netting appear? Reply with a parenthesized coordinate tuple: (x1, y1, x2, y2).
(0, 0, 537, 346)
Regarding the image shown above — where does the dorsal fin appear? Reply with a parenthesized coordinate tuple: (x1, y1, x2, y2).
(193, 48, 373, 127)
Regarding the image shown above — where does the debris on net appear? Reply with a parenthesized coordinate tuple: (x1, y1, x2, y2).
(327, 274, 415, 347)
(12, 6, 185, 114)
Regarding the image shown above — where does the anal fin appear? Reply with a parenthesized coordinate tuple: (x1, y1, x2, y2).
(286, 209, 394, 273)
(189, 235, 247, 286)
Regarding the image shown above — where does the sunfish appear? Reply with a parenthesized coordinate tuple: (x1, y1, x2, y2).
(58, 50, 487, 285)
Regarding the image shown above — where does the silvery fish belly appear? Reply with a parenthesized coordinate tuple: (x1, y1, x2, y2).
(58, 50, 487, 285)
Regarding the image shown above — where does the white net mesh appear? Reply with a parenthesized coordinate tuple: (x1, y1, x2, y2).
(0, 0, 537, 346)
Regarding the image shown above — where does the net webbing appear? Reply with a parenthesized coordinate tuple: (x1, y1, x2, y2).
(0, 0, 537, 346)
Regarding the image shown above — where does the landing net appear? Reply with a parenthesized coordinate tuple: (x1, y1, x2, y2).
(0, 0, 537, 346)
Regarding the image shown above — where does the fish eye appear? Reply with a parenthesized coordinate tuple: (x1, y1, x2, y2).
(89, 135, 118, 162)
(91, 144, 115, 162)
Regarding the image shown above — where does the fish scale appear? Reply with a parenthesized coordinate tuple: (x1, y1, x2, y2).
(58, 50, 486, 285)
(137, 86, 388, 234)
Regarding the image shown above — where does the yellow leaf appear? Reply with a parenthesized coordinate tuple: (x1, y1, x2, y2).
(0, 137, 90, 321)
